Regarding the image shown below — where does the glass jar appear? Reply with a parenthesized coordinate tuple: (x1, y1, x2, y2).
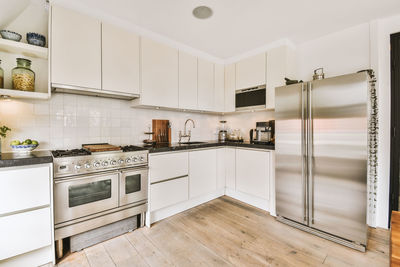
(0, 60, 3, 89)
(12, 58, 35, 91)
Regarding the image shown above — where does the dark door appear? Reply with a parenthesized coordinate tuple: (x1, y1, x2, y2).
(389, 32, 400, 227)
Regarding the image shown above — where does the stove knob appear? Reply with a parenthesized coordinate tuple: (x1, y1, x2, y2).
(133, 156, 138, 162)
(75, 164, 82, 170)
(111, 160, 117, 165)
(102, 161, 109, 167)
(84, 163, 91, 169)
(139, 156, 145, 161)
(126, 158, 132, 163)
(118, 159, 124, 164)
(94, 161, 100, 168)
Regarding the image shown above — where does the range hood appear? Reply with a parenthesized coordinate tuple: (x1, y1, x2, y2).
(51, 84, 140, 100)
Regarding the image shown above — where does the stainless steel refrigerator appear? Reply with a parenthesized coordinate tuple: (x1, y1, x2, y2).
(275, 72, 370, 252)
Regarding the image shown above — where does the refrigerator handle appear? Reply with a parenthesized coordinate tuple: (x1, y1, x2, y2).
(301, 83, 307, 223)
(308, 83, 314, 224)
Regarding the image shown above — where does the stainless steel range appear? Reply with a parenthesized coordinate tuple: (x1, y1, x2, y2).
(52, 144, 148, 258)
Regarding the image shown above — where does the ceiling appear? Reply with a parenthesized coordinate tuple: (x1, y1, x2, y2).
(12, 0, 400, 59)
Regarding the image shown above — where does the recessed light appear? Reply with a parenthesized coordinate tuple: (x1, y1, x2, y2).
(193, 6, 213, 19)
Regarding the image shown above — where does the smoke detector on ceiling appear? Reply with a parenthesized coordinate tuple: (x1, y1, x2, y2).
(192, 6, 213, 19)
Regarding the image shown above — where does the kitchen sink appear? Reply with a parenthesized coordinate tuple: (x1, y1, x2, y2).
(179, 141, 207, 145)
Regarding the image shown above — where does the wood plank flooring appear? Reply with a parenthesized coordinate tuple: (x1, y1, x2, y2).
(57, 196, 389, 267)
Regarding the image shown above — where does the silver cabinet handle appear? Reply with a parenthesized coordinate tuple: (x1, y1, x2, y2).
(301, 83, 307, 222)
(308, 83, 314, 224)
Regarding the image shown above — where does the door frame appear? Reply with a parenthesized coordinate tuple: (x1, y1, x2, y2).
(389, 32, 400, 227)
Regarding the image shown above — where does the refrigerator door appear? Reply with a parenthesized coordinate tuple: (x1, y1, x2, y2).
(308, 72, 368, 245)
(275, 83, 308, 224)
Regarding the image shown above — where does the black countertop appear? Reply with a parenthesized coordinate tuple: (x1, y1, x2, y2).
(141, 141, 275, 153)
(0, 150, 53, 168)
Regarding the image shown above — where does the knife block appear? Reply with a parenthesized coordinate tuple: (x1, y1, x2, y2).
(152, 119, 171, 144)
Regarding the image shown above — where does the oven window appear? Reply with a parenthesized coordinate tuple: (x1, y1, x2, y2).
(126, 174, 141, 194)
(68, 179, 112, 208)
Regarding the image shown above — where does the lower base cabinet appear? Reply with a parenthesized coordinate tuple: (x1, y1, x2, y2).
(150, 176, 189, 211)
(189, 149, 217, 198)
(236, 149, 270, 200)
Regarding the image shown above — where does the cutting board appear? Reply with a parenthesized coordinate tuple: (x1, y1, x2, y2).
(152, 120, 171, 144)
(82, 144, 121, 152)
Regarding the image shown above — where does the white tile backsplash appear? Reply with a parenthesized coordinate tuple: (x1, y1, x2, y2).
(0, 93, 222, 152)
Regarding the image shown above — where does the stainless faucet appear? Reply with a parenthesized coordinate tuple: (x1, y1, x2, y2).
(179, 119, 195, 143)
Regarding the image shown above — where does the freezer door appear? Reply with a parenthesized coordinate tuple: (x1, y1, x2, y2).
(309, 72, 368, 245)
(275, 83, 308, 224)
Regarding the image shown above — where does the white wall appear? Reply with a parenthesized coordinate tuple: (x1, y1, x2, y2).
(0, 94, 221, 151)
(294, 23, 371, 81)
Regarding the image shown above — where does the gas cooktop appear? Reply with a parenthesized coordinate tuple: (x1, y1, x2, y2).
(51, 149, 91, 158)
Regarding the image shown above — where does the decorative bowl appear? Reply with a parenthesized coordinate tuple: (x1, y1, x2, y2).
(11, 144, 38, 153)
(0, 30, 22, 42)
(26, 32, 46, 47)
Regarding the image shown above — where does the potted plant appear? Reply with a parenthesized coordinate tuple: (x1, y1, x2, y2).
(0, 125, 11, 153)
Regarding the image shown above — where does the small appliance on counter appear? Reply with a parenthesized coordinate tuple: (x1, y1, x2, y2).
(249, 121, 275, 144)
(218, 120, 227, 142)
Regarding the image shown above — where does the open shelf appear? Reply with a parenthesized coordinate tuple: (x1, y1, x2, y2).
(0, 38, 48, 59)
(0, 88, 50, 100)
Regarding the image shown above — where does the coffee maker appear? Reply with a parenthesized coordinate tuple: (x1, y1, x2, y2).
(249, 121, 275, 144)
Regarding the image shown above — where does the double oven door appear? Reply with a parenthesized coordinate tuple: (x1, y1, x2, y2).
(54, 167, 148, 225)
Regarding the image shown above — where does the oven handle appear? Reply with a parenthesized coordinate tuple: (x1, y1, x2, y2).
(119, 166, 149, 173)
(54, 170, 120, 184)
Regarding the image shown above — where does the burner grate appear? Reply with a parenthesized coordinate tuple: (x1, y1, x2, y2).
(52, 149, 91, 158)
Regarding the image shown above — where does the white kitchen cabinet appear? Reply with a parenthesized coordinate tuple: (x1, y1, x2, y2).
(216, 148, 226, 190)
(51, 5, 101, 89)
(189, 149, 217, 198)
(102, 22, 140, 95)
(214, 64, 225, 112)
(0, 208, 52, 260)
(224, 63, 236, 112)
(236, 149, 270, 200)
(236, 53, 266, 90)
(197, 59, 214, 111)
(225, 148, 236, 190)
(150, 176, 189, 211)
(179, 51, 198, 109)
(138, 37, 179, 108)
(149, 152, 188, 183)
(266, 46, 293, 109)
(0, 165, 50, 215)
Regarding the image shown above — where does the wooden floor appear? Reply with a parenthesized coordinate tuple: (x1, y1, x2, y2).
(57, 196, 389, 267)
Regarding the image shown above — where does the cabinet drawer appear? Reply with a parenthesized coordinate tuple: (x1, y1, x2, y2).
(0, 165, 50, 215)
(0, 207, 52, 260)
(149, 152, 188, 183)
(150, 176, 188, 211)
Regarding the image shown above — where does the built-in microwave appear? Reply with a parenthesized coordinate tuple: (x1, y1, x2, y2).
(235, 85, 266, 111)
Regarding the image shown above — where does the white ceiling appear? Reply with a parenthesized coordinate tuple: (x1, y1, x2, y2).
(18, 0, 400, 59)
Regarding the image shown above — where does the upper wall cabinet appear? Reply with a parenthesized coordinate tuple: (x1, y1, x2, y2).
(51, 5, 102, 90)
(197, 58, 214, 111)
(102, 22, 140, 95)
(136, 37, 179, 108)
(178, 51, 198, 110)
(214, 64, 225, 112)
(224, 63, 236, 113)
(266, 46, 294, 109)
(235, 53, 266, 90)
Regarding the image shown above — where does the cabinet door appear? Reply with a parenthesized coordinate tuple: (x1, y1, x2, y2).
(224, 63, 236, 112)
(214, 64, 225, 112)
(150, 176, 188, 211)
(225, 148, 236, 190)
(197, 59, 214, 111)
(141, 37, 179, 108)
(266, 46, 289, 109)
(51, 5, 101, 89)
(216, 148, 226, 190)
(236, 149, 270, 199)
(179, 51, 198, 109)
(236, 53, 266, 90)
(189, 149, 217, 198)
(102, 22, 140, 95)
